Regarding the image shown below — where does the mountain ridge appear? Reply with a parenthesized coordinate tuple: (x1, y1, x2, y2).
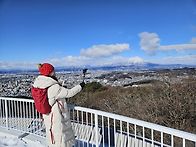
(0, 62, 195, 74)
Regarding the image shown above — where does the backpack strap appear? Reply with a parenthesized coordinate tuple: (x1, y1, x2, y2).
(46, 82, 61, 107)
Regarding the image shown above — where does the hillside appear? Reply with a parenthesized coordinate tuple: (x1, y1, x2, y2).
(69, 77, 196, 134)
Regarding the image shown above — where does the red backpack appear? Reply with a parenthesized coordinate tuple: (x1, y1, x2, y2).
(31, 86, 52, 114)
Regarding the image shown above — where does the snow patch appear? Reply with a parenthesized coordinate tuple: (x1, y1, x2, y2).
(0, 132, 46, 147)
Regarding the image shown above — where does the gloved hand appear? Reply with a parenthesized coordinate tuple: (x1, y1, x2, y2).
(80, 81, 85, 89)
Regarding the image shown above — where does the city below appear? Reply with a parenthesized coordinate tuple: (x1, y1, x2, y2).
(0, 64, 195, 99)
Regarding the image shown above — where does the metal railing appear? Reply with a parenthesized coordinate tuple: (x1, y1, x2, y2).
(0, 96, 196, 147)
(0, 97, 45, 138)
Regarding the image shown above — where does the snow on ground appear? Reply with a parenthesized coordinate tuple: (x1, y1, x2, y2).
(0, 132, 46, 147)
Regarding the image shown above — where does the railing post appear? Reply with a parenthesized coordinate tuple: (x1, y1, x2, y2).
(95, 113, 99, 147)
(5, 99, 8, 129)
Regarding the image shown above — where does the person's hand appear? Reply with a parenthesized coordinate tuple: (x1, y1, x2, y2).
(80, 81, 85, 89)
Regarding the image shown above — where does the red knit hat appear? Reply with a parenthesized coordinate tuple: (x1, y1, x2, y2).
(38, 63, 54, 76)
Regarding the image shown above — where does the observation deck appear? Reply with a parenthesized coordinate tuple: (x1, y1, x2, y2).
(0, 97, 196, 147)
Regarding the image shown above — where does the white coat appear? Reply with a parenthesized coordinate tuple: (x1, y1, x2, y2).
(33, 75, 82, 147)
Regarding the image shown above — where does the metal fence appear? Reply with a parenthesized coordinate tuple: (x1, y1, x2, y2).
(0, 97, 45, 138)
(0, 97, 196, 147)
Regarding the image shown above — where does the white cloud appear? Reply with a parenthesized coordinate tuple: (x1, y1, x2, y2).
(159, 44, 196, 51)
(128, 56, 144, 64)
(148, 55, 196, 65)
(48, 56, 92, 67)
(139, 32, 196, 54)
(191, 37, 196, 43)
(80, 43, 130, 58)
(139, 32, 160, 55)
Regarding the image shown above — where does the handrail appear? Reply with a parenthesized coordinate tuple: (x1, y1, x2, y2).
(71, 105, 196, 142)
(0, 97, 34, 102)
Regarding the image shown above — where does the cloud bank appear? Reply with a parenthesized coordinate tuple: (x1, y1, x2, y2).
(149, 55, 196, 65)
(48, 55, 144, 67)
(1, 54, 195, 70)
(0, 56, 144, 69)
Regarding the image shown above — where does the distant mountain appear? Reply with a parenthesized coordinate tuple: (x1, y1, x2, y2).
(80, 63, 196, 71)
(0, 63, 195, 74)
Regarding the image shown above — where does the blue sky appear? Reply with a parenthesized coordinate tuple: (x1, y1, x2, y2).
(0, 0, 196, 69)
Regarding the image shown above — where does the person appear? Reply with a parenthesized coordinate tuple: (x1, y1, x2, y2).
(32, 63, 85, 147)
